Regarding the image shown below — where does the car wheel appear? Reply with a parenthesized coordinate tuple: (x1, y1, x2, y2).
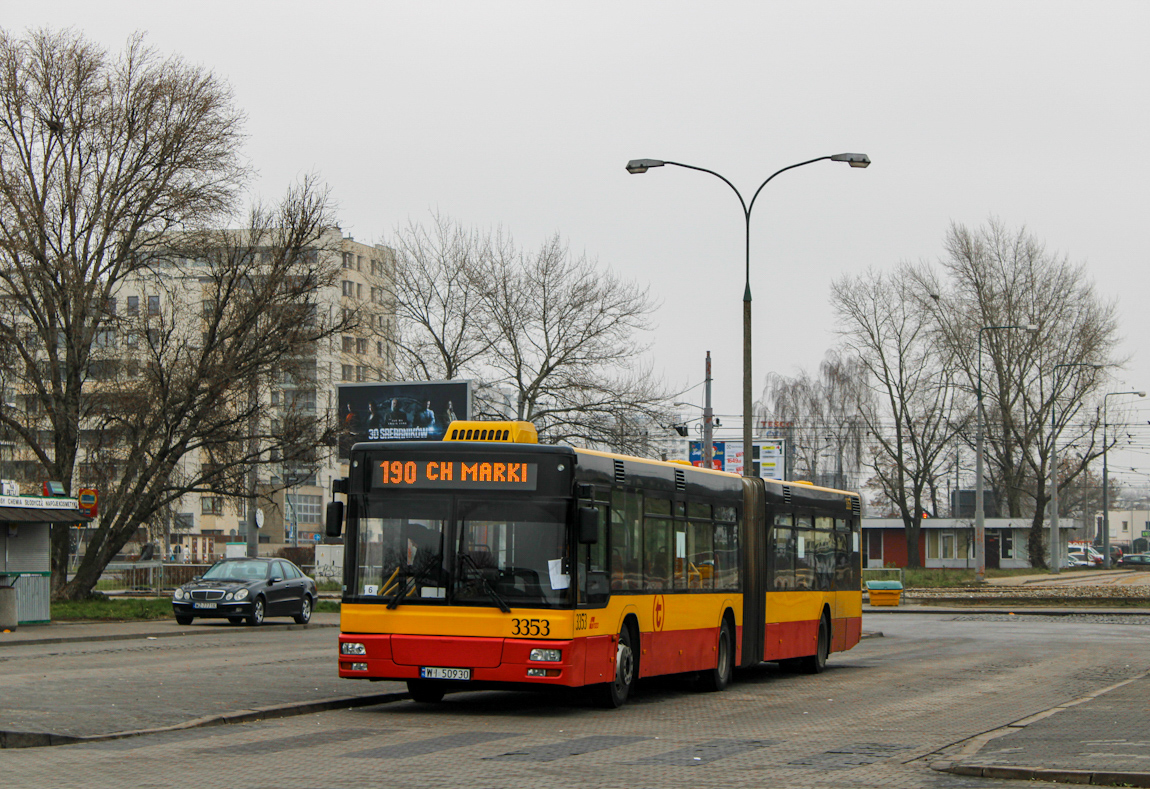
(247, 597, 265, 626)
(407, 680, 446, 703)
(592, 624, 637, 708)
(698, 618, 734, 692)
(175, 615, 194, 626)
(293, 595, 313, 625)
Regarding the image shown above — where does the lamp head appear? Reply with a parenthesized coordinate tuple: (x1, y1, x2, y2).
(1025, 324, 1039, 331)
(830, 153, 871, 168)
(1139, 392, 1147, 398)
(626, 159, 665, 174)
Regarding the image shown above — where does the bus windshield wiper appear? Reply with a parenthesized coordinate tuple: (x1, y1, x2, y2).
(459, 553, 512, 614)
(385, 566, 411, 609)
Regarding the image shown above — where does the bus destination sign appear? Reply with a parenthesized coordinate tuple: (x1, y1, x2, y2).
(373, 459, 538, 490)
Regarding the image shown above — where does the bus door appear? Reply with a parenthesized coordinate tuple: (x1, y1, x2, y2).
(576, 495, 610, 608)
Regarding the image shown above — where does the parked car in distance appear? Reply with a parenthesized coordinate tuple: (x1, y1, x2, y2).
(1067, 545, 1104, 565)
(172, 557, 317, 626)
(1117, 553, 1150, 569)
(1065, 554, 1091, 568)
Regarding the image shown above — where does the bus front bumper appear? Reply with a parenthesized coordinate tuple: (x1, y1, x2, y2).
(338, 633, 607, 687)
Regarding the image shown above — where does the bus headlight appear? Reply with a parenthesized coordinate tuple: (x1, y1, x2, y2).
(341, 642, 367, 656)
(529, 648, 561, 662)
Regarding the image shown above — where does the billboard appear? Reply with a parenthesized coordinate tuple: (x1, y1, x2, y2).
(338, 380, 472, 456)
(688, 439, 785, 480)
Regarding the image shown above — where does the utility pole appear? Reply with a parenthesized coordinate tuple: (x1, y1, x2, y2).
(703, 352, 714, 470)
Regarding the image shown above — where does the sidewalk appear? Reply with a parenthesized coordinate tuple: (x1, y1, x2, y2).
(933, 670, 1150, 787)
(0, 611, 340, 648)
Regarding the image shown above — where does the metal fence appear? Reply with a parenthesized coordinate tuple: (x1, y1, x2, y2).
(86, 562, 337, 594)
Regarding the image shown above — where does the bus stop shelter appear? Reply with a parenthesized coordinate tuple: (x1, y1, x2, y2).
(0, 493, 91, 627)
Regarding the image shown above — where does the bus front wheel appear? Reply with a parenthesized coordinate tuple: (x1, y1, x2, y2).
(407, 680, 446, 703)
(592, 626, 636, 708)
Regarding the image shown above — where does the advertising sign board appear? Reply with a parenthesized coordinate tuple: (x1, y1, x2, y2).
(688, 439, 786, 480)
(338, 380, 472, 456)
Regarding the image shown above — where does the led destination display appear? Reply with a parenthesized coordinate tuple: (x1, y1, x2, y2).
(373, 459, 538, 490)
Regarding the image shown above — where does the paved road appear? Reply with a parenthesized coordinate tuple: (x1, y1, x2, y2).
(3, 611, 1150, 788)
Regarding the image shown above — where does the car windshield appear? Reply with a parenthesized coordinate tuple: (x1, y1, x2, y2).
(454, 499, 570, 609)
(202, 560, 268, 581)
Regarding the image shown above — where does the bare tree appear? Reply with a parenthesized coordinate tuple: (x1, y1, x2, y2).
(477, 232, 670, 451)
(0, 28, 253, 595)
(758, 350, 869, 489)
(832, 265, 967, 567)
(923, 219, 1119, 567)
(384, 212, 492, 381)
(55, 179, 347, 598)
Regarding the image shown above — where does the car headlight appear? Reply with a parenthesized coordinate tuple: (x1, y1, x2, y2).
(341, 642, 367, 655)
(173, 588, 185, 600)
(233, 588, 249, 601)
(529, 648, 562, 662)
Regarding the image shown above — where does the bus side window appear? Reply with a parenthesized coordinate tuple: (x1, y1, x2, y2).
(794, 515, 813, 591)
(772, 513, 794, 591)
(610, 490, 628, 591)
(714, 517, 739, 590)
(626, 491, 643, 589)
(688, 518, 713, 589)
(644, 515, 672, 591)
(673, 521, 688, 589)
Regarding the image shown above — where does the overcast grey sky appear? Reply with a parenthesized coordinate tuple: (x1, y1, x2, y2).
(8, 1, 1150, 485)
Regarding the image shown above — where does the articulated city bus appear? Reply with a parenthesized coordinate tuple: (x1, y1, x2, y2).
(327, 421, 862, 708)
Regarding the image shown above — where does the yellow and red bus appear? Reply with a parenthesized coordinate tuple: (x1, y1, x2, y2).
(328, 420, 862, 708)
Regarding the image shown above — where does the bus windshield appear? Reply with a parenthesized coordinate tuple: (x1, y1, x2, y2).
(351, 496, 572, 608)
(455, 500, 570, 609)
(355, 499, 449, 601)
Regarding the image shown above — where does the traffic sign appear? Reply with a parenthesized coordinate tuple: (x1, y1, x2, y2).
(1142, 530, 1150, 539)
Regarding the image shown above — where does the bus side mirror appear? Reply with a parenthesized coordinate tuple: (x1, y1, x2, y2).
(325, 501, 344, 538)
(578, 507, 599, 545)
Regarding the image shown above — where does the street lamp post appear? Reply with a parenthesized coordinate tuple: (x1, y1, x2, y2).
(626, 153, 870, 476)
(1101, 390, 1146, 569)
(974, 323, 1037, 583)
(1049, 363, 1103, 574)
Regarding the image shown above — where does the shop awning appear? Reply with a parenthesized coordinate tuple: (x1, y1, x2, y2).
(0, 506, 92, 523)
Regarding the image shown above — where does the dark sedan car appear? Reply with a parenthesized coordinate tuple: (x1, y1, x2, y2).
(172, 557, 317, 626)
(1117, 553, 1150, 569)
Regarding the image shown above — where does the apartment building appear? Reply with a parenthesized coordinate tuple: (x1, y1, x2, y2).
(73, 228, 399, 563)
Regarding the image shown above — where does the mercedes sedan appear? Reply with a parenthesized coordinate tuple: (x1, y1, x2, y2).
(172, 557, 317, 626)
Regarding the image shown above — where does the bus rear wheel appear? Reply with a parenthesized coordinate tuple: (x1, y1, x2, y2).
(407, 680, 446, 703)
(698, 619, 733, 692)
(800, 616, 830, 674)
(592, 626, 636, 708)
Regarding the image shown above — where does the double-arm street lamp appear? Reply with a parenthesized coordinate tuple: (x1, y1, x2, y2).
(1048, 363, 1104, 574)
(626, 154, 870, 475)
(1101, 390, 1146, 568)
(974, 323, 1037, 583)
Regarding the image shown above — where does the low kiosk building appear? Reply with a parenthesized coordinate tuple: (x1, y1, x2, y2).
(0, 487, 91, 625)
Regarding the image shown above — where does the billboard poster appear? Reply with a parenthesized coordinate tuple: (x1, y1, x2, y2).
(688, 439, 786, 480)
(338, 380, 471, 456)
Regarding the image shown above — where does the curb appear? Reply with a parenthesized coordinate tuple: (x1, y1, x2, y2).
(0, 690, 407, 749)
(863, 606, 1150, 615)
(932, 762, 1150, 787)
(0, 621, 338, 648)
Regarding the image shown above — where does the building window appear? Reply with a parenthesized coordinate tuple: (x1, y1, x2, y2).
(127, 296, 139, 314)
(342, 336, 355, 353)
(377, 341, 383, 357)
(925, 531, 938, 559)
(286, 494, 322, 524)
(148, 295, 160, 316)
(356, 365, 368, 382)
(201, 497, 224, 516)
(341, 280, 354, 297)
(356, 255, 363, 271)
(284, 388, 317, 412)
(1000, 530, 1014, 559)
(342, 252, 352, 269)
(356, 338, 368, 355)
(941, 532, 955, 559)
(356, 283, 364, 300)
(341, 364, 353, 381)
(107, 297, 117, 315)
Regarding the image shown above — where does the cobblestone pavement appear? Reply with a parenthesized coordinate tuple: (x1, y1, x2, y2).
(3, 612, 1149, 788)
